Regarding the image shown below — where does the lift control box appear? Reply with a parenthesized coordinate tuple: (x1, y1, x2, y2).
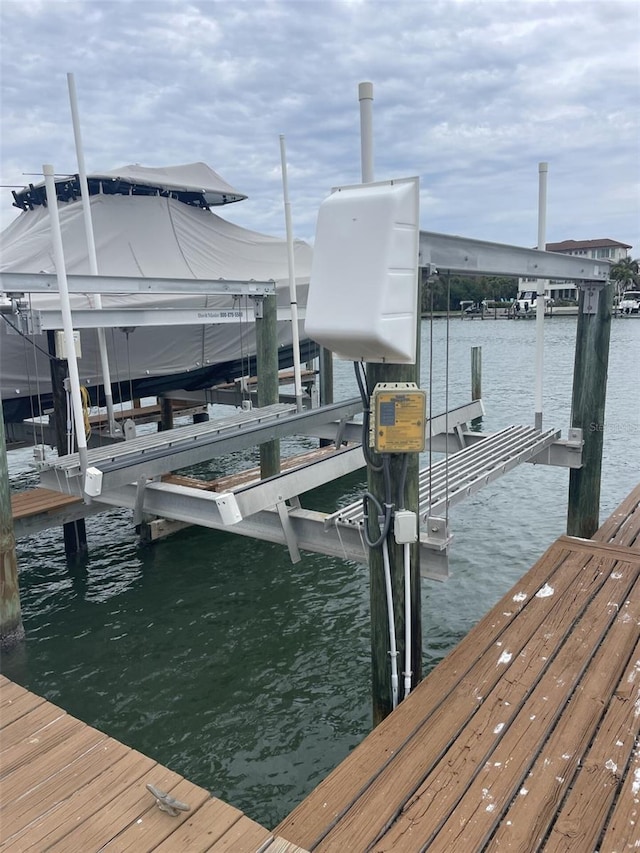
(369, 383, 427, 453)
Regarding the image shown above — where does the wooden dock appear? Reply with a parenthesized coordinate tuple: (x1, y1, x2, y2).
(3, 485, 639, 850)
(276, 484, 640, 851)
(0, 675, 307, 852)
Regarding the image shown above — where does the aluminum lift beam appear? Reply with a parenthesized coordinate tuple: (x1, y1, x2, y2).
(419, 231, 610, 281)
(18, 306, 306, 332)
(0, 272, 276, 296)
(1, 232, 610, 298)
(38, 398, 364, 495)
(67, 482, 450, 582)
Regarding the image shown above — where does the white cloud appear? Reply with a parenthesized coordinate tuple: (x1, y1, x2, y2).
(1, 0, 638, 253)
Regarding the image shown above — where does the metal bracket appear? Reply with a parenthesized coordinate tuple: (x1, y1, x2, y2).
(251, 295, 265, 320)
(334, 417, 349, 448)
(566, 427, 583, 448)
(276, 501, 301, 564)
(146, 784, 190, 817)
(422, 516, 452, 551)
(420, 516, 452, 580)
(132, 476, 148, 527)
(577, 281, 606, 314)
(454, 423, 466, 449)
(11, 307, 42, 336)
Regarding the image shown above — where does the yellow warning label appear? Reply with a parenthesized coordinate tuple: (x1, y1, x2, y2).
(373, 389, 426, 453)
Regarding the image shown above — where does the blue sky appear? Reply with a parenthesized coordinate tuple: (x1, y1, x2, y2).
(1, 0, 638, 254)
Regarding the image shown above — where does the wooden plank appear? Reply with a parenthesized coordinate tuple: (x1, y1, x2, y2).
(1, 739, 129, 846)
(260, 839, 311, 853)
(476, 573, 640, 851)
(152, 796, 243, 852)
(320, 549, 629, 852)
(0, 701, 66, 757)
(276, 542, 570, 849)
(0, 728, 114, 835)
(412, 556, 640, 852)
(0, 677, 31, 707)
(96, 777, 211, 852)
(11, 488, 81, 521)
(0, 712, 84, 780)
(0, 691, 46, 728)
(598, 739, 640, 851)
(88, 399, 197, 426)
(47, 764, 188, 852)
(593, 483, 640, 547)
(162, 445, 350, 495)
(0, 677, 282, 852)
(205, 813, 272, 851)
(542, 635, 640, 851)
(0, 750, 155, 852)
(555, 534, 640, 564)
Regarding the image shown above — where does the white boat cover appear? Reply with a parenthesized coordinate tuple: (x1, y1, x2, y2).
(0, 182, 313, 419)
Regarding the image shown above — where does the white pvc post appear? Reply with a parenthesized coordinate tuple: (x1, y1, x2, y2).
(535, 162, 548, 430)
(67, 72, 119, 436)
(43, 165, 89, 478)
(359, 82, 374, 184)
(403, 542, 412, 699)
(279, 135, 304, 413)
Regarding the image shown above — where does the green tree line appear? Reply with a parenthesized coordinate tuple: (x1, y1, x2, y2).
(610, 257, 639, 300)
(421, 272, 518, 313)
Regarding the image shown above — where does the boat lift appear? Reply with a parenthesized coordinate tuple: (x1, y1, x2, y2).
(3, 229, 607, 579)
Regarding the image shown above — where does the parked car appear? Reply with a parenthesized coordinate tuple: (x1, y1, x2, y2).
(618, 291, 640, 314)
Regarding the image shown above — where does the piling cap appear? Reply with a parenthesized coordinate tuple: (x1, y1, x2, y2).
(359, 81, 373, 100)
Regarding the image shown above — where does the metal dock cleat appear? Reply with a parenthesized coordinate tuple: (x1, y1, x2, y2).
(146, 783, 191, 816)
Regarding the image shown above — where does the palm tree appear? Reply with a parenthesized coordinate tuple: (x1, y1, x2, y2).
(610, 256, 639, 301)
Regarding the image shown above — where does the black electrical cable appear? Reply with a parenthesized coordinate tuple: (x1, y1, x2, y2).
(353, 360, 399, 548)
(362, 453, 393, 549)
(354, 360, 383, 473)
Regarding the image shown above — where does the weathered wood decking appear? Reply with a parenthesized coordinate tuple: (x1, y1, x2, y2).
(10, 487, 83, 522)
(3, 486, 639, 850)
(0, 677, 307, 852)
(276, 484, 640, 851)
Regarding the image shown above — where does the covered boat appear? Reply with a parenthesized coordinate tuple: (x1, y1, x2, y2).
(0, 163, 315, 422)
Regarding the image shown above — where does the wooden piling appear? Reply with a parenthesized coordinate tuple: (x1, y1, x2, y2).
(0, 400, 25, 650)
(471, 346, 482, 401)
(47, 332, 88, 558)
(567, 282, 614, 538)
(319, 347, 334, 407)
(158, 396, 174, 432)
(319, 347, 334, 448)
(471, 346, 482, 426)
(255, 295, 280, 478)
(367, 357, 422, 726)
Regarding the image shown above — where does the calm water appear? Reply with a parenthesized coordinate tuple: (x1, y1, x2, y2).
(3, 316, 639, 828)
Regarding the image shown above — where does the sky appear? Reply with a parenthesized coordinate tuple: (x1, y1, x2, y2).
(1, 0, 639, 255)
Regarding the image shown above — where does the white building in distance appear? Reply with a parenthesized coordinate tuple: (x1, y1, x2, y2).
(519, 237, 632, 302)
